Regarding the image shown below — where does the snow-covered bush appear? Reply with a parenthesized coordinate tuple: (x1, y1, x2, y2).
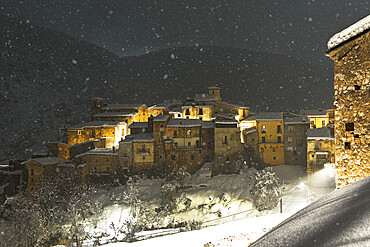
(251, 167, 281, 211)
(121, 180, 149, 242)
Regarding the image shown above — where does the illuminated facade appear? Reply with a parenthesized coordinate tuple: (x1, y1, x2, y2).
(327, 16, 370, 188)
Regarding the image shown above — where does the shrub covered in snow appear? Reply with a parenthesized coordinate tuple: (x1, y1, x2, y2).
(251, 167, 281, 211)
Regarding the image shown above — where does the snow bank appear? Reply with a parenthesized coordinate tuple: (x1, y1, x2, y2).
(327, 15, 370, 49)
(102, 214, 290, 247)
(251, 176, 370, 247)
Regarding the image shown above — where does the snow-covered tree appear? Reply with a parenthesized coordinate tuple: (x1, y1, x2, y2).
(160, 181, 178, 214)
(121, 179, 148, 242)
(251, 167, 281, 211)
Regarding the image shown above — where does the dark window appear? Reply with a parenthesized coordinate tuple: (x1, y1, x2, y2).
(345, 142, 351, 150)
(277, 136, 282, 143)
(273, 157, 277, 160)
(185, 109, 190, 115)
(143, 155, 145, 160)
(297, 137, 303, 145)
(288, 126, 293, 131)
(106, 167, 110, 172)
(199, 108, 203, 115)
(277, 125, 282, 133)
(188, 142, 191, 146)
(354, 85, 361, 90)
(174, 131, 177, 138)
(223, 136, 228, 144)
(199, 117, 203, 121)
(345, 123, 354, 131)
(171, 155, 176, 160)
(273, 148, 276, 152)
(262, 136, 266, 143)
(94, 167, 97, 173)
(310, 121, 315, 128)
(30, 169, 34, 176)
(191, 155, 194, 160)
(315, 141, 319, 150)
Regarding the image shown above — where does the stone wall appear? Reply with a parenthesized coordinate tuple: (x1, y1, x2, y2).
(328, 30, 370, 188)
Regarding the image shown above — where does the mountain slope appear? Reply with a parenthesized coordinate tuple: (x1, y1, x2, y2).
(118, 45, 334, 110)
(0, 15, 122, 159)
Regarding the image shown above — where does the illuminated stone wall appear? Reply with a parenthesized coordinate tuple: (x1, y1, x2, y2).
(327, 30, 370, 188)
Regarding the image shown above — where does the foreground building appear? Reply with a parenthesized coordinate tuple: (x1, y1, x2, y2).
(327, 15, 370, 188)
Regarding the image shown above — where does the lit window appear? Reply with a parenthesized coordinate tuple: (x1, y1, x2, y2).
(288, 137, 293, 143)
(322, 120, 326, 127)
(261, 125, 266, 133)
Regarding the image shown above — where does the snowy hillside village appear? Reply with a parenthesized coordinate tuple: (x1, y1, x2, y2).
(1, 14, 369, 247)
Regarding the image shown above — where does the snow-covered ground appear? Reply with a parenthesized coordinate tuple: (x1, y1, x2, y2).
(71, 164, 336, 247)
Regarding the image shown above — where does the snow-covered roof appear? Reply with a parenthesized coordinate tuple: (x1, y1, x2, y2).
(128, 122, 148, 129)
(300, 109, 329, 117)
(153, 114, 170, 122)
(22, 157, 66, 165)
(201, 121, 215, 129)
(94, 112, 135, 118)
(76, 148, 117, 156)
(256, 112, 283, 121)
(68, 121, 121, 129)
(251, 176, 370, 247)
(167, 119, 202, 127)
(307, 127, 333, 139)
(327, 15, 370, 50)
(101, 104, 146, 111)
(122, 133, 154, 142)
(284, 116, 309, 124)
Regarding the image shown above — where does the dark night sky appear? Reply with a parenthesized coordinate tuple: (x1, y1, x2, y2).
(1, 0, 369, 67)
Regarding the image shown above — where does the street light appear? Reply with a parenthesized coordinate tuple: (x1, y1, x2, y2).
(297, 182, 312, 203)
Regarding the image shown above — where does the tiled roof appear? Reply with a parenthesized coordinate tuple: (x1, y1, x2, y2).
(153, 114, 170, 122)
(256, 112, 283, 120)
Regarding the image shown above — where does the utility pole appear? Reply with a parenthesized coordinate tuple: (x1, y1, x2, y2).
(280, 198, 283, 213)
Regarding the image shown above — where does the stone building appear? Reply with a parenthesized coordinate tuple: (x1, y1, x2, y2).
(74, 148, 120, 184)
(47, 142, 70, 159)
(284, 116, 310, 167)
(23, 157, 68, 194)
(213, 120, 244, 175)
(119, 133, 155, 175)
(306, 128, 335, 185)
(327, 15, 370, 188)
